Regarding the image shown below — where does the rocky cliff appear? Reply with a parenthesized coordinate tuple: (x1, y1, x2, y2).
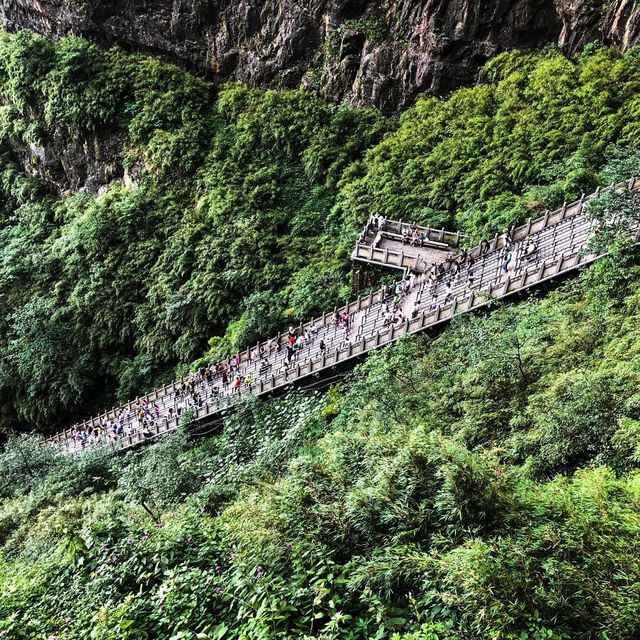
(0, 0, 639, 112)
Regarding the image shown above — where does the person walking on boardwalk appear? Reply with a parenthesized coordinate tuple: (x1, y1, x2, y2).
(502, 248, 513, 272)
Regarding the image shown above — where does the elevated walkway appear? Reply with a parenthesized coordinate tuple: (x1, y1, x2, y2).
(50, 178, 640, 453)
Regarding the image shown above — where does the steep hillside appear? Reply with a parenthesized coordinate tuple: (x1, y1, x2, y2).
(1, 16, 640, 640)
(1, 0, 639, 112)
(1, 32, 640, 433)
(1, 254, 640, 639)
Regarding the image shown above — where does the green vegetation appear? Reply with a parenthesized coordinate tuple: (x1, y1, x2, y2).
(0, 30, 386, 430)
(1, 255, 640, 639)
(344, 18, 390, 43)
(1, 32, 640, 431)
(1, 30, 640, 638)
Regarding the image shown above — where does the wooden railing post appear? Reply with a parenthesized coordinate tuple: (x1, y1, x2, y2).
(542, 209, 550, 228)
(537, 260, 546, 280)
(559, 202, 567, 221)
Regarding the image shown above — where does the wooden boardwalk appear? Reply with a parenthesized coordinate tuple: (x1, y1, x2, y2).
(50, 178, 640, 453)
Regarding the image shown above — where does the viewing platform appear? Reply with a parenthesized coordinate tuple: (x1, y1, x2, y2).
(351, 219, 463, 272)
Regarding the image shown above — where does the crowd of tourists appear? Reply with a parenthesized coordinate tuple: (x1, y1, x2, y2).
(56, 316, 355, 451)
(56, 221, 545, 454)
(366, 214, 388, 234)
(416, 227, 540, 312)
(63, 398, 165, 450)
(365, 216, 439, 249)
(380, 274, 415, 326)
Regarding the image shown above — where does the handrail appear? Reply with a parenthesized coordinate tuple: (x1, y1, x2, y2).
(352, 177, 639, 271)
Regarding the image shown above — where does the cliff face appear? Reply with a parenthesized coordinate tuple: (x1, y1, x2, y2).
(1, 0, 639, 194)
(0, 0, 639, 111)
(9, 132, 124, 195)
(0, 0, 591, 114)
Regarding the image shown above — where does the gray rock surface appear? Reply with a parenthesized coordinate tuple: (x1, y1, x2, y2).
(1, 0, 639, 192)
(0, 0, 609, 113)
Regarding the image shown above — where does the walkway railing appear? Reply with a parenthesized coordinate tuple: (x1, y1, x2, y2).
(49, 177, 640, 452)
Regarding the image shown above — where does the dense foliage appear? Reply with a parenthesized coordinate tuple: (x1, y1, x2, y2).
(1, 27, 640, 639)
(1, 255, 640, 639)
(1, 33, 640, 430)
(338, 45, 640, 237)
(0, 30, 386, 431)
